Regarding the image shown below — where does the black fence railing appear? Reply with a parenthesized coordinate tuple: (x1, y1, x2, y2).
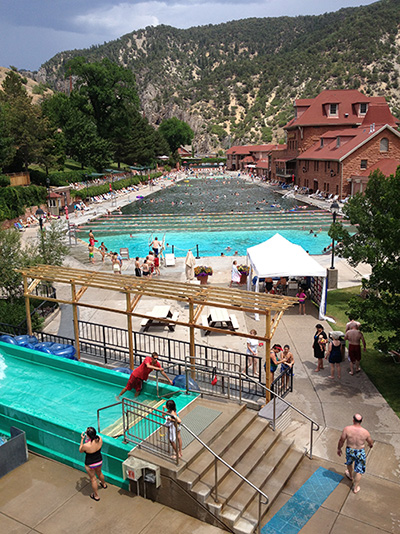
(271, 367, 294, 397)
(77, 320, 292, 398)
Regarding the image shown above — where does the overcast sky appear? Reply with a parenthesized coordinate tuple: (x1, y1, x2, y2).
(0, 0, 377, 71)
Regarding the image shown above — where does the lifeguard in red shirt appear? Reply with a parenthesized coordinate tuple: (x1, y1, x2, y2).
(116, 352, 172, 399)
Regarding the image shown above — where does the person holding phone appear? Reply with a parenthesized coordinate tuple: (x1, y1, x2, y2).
(79, 427, 107, 501)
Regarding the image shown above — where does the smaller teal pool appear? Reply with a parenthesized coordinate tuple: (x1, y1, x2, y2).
(0, 341, 197, 487)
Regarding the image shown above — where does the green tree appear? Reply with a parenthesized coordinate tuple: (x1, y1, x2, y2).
(332, 169, 400, 351)
(0, 70, 45, 171)
(36, 220, 69, 266)
(158, 117, 194, 153)
(0, 228, 35, 299)
(67, 57, 140, 166)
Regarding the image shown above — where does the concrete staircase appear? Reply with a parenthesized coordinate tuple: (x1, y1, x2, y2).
(174, 402, 304, 534)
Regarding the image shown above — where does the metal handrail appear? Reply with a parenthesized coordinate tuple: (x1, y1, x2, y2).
(179, 420, 268, 534)
(184, 357, 242, 403)
(97, 401, 121, 433)
(243, 373, 320, 459)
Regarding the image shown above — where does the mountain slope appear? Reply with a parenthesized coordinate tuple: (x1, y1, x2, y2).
(29, 0, 400, 152)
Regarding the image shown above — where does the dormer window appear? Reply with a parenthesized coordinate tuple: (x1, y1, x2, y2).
(320, 138, 324, 148)
(360, 103, 368, 115)
(336, 137, 340, 147)
(329, 103, 338, 116)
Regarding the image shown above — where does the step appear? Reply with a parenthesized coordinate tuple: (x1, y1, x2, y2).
(234, 448, 304, 534)
(178, 409, 258, 491)
(197, 420, 276, 507)
(205, 424, 280, 504)
(218, 440, 292, 527)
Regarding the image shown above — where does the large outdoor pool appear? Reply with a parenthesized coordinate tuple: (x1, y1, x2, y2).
(77, 175, 346, 257)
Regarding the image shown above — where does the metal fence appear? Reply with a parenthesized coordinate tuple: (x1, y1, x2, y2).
(78, 320, 268, 396)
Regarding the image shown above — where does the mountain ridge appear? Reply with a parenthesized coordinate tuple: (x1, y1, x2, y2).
(15, 0, 400, 152)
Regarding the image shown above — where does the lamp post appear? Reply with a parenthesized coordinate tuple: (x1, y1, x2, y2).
(330, 200, 340, 269)
(328, 200, 340, 289)
(35, 208, 45, 259)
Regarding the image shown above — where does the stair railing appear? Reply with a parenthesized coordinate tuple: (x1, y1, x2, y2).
(243, 373, 320, 459)
(179, 420, 268, 534)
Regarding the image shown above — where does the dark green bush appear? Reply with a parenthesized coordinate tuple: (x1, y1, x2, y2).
(0, 185, 47, 222)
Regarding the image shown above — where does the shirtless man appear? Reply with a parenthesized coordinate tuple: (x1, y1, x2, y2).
(346, 316, 361, 332)
(337, 414, 373, 494)
(151, 237, 161, 257)
(345, 324, 366, 375)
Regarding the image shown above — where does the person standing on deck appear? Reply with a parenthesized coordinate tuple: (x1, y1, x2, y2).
(337, 414, 373, 494)
(116, 352, 172, 399)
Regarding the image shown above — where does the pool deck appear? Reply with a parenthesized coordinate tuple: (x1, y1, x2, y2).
(9, 174, 400, 533)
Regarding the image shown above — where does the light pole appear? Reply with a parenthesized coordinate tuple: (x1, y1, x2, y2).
(35, 208, 45, 259)
(330, 200, 340, 269)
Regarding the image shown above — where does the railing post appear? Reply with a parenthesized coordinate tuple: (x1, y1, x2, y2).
(309, 422, 314, 459)
(273, 393, 276, 431)
(102, 324, 107, 364)
(214, 458, 219, 503)
(257, 492, 262, 534)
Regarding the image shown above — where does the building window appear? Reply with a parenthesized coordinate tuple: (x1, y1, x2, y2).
(325, 161, 331, 172)
(360, 160, 368, 170)
(314, 161, 319, 171)
(320, 139, 324, 148)
(380, 138, 389, 152)
(360, 103, 368, 115)
(336, 137, 340, 147)
(329, 103, 338, 116)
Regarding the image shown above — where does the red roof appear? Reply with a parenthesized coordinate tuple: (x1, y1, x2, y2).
(361, 103, 399, 128)
(275, 157, 296, 163)
(356, 158, 400, 177)
(48, 192, 62, 198)
(285, 90, 396, 129)
(297, 124, 400, 162)
(256, 158, 269, 169)
(226, 144, 284, 155)
(242, 155, 255, 163)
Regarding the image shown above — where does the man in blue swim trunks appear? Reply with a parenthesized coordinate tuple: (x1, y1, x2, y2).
(337, 414, 373, 494)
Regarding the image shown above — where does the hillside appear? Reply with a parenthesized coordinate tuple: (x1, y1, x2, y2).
(0, 67, 52, 104)
(22, 0, 400, 152)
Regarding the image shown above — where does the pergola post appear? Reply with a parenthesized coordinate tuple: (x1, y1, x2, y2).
(71, 282, 81, 360)
(265, 309, 271, 403)
(126, 292, 134, 369)
(188, 298, 196, 379)
(23, 275, 32, 336)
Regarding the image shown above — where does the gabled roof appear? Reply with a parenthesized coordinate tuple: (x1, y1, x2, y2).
(355, 158, 400, 178)
(256, 158, 269, 169)
(297, 124, 400, 162)
(242, 155, 255, 163)
(361, 102, 399, 128)
(285, 90, 395, 129)
(226, 144, 284, 155)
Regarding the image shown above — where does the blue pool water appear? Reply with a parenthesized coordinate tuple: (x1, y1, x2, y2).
(98, 228, 332, 258)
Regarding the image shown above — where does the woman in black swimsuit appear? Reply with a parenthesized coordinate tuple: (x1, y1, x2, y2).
(79, 427, 107, 501)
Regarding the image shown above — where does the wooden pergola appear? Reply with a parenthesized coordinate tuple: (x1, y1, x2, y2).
(20, 265, 298, 401)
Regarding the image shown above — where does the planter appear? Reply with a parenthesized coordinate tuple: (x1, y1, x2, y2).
(196, 275, 209, 285)
(240, 273, 248, 285)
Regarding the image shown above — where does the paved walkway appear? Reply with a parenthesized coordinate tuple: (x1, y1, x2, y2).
(8, 174, 399, 533)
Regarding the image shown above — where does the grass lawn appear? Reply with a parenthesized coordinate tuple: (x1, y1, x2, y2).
(326, 286, 400, 418)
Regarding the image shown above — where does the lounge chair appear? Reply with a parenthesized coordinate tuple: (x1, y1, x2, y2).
(14, 222, 25, 232)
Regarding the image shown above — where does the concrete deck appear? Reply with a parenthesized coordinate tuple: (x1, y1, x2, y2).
(8, 175, 399, 533)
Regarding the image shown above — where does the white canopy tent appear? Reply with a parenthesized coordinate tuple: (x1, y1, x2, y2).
(246, 233, 328, 319)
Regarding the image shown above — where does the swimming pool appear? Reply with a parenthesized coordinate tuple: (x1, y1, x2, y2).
(0, 341, 197, 487)
(77, 176, 350, 257)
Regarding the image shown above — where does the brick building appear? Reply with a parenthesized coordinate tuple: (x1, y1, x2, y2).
(226, 144, 283, 176)
(270, 90, 400, 197)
